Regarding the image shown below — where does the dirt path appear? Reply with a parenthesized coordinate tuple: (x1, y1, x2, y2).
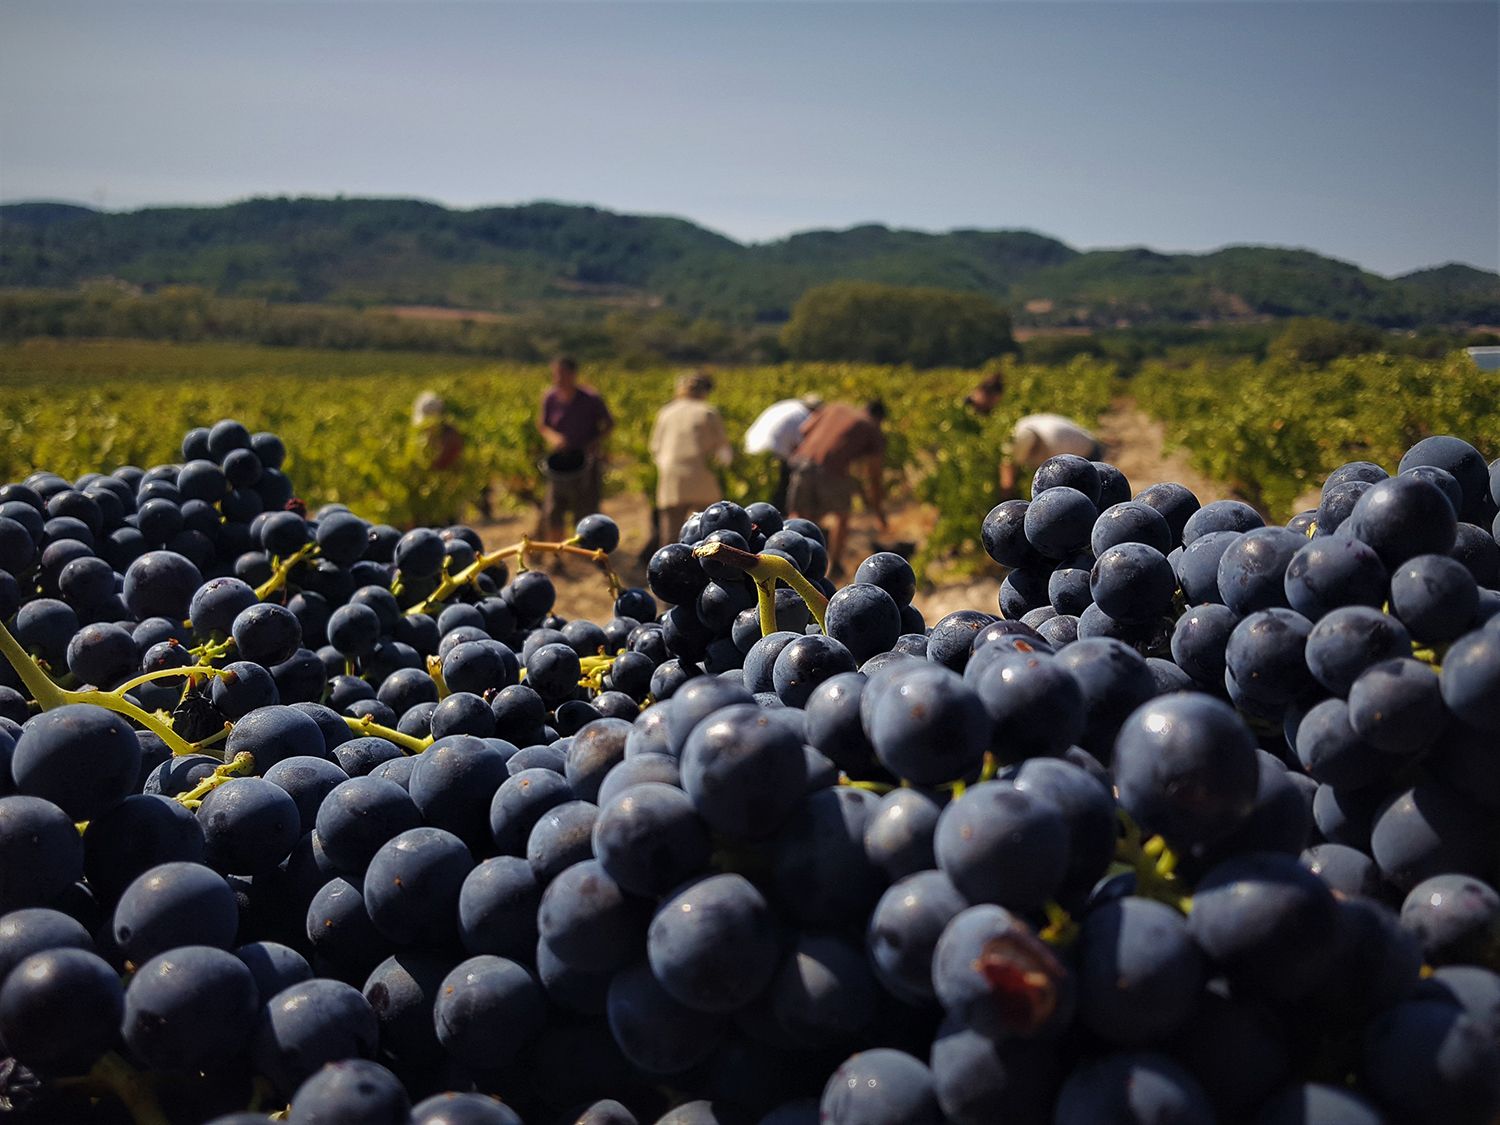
(474, 396, 1236, 626)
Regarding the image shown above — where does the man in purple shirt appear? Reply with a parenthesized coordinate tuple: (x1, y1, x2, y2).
(536, 354, 614, 542)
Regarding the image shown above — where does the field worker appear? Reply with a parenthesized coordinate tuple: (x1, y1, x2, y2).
(965, 373, 1103, 497)
(744, 393, 824, 511)
(1002, 414, 1105, 496)
(650, 371, 733, 547)
(536, 354, 613, 542)
(787, 399, 888, 579)
(412, 391, 464, 473)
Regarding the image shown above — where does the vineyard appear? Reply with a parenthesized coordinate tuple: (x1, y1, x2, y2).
(0, 340, 1116, 571)
(3, 341, 1497, 576)
(1133, 350, 1500, 517)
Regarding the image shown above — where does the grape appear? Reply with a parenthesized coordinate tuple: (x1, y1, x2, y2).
(772, 787, 885, 927)
(0, 948, 123, 1071)
(122, 944, 260, 1071)
(1304, 606, 1411, 697)
(1224, 607, 1315, 706)
(1386, 554, 1478, 645)
(771, 634, 857, 707)
(1182, 499, 1263, 544)
(251, 978, 380, 1097)
(981, 499, 1042, 569)
(432, 955, 546, 1070)
(0, 907, 93, 983)
(1168, 602, 1238, 687)
(1415, 966, 1500, 1044)
(1187, 852, 1340, 1003)
(865, 869, 966, 1005)
(287, 1059, 410, 1125)
(66, 621, 136, 686)
(1361, 1000, 1500, 1124)
(1173, 528, 1237, 605)
(565, 717, 632, 803)
(595, 751, 679, 807)
(1292, 697, 1393, 789)
(1347, 474, 1459, 567)
(1052, 637, 1156, 761)
(932, 904, 1071, 1038)
(526, 799, 599, 884)
(680, 704, 806, 841)
(409, 734, 510, 849)
(1114, 693, 1259, 848)
(1090, 542, 1176, 623)
(1054, 1052, 1214, 1125)
(935, 781, 1067, 913)
(819, 1048, 941, 1125)
(10, 703, 141, 820)
(235, 940, 313, 999)
(607, 959, 726, 1075)
(593, 782, 710, 898)
(929, 1019, 1059, 1125)
(411, 1093, 525, 1125)
(1254, 1083, 1387, 1125)
(647, 873, 778, 1013)
(198, 776, 300, 875)
(1216, 526, 1303, 615)
(824, 583, 902, 665)
(1347, 658, 1446, 756)
(1371, 785, 1499, 892)
(265, 756, 350, 837)
(315, 776, 422, 874)
(1400, 874, 1500, 968)
(769, 931, 878, 1048)
(1441, 629, 1500, 732)
(537, 858, 645, 973)
(862, 788, 941, 880)
(112, 859, 239, 964)
(1401, 435, 1491, 521)
(1022, 486, 1096, 559)
(123, 549, 203, 620)
(865, 663, 990, 785)
(362, 827, 472, 946)
(212, 659, 282, 719)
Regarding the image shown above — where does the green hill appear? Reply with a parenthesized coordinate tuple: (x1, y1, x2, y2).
(2, 196, 1495, 327)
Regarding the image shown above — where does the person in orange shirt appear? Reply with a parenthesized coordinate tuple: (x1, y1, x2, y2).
(786, 399, 888, 578)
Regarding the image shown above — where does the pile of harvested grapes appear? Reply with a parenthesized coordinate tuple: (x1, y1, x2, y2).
(1, 419, 1498, 1125)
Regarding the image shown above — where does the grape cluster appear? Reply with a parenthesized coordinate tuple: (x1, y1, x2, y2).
(2, 422, 1500, 1124)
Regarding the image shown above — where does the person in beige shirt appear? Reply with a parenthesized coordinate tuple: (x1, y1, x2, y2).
(650, 371, 733, 546)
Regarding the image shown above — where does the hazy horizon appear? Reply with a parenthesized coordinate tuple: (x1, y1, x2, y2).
(3, 1, 1496, 278)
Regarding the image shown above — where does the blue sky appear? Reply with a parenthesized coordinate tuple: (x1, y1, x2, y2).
(1, 1, 1495, 276)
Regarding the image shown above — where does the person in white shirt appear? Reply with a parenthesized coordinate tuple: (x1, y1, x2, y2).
(966, 374, 1103, 497)
(744, 394, 823, 511)
(1003, 413, 1104, 493)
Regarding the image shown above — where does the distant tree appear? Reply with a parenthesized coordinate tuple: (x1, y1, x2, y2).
(1269, 317, 1385, 365)
(780, 281, 1016, 367)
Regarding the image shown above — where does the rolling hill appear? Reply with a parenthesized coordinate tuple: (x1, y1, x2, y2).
(2, 196, 1495, 327)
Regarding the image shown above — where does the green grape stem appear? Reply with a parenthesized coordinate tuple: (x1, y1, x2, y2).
(255, 542, 320, 601)
(690, 540, 829, 635)
(174, 752, 256, 810)
(0, 619, 199, 756)
(340, 713, 432, 755)
(1115, 809, 1193, 915)
(405, 536, 619, 617)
